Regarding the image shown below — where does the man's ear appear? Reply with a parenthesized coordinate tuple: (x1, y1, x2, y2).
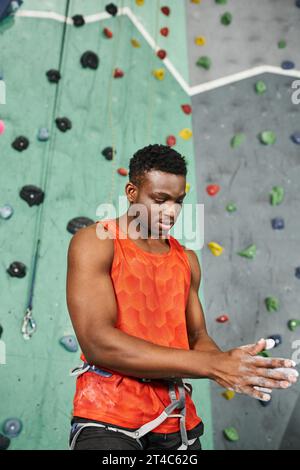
(125, 182, 138, 204)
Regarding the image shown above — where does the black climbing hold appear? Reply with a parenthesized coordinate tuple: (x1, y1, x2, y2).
(0, 323, 3, 339)
(267, 334, 282, 347)
(11, 136, 29, 152)
(271, 217, 285, 230)
(2, 418, 23, 438)
(80, 51, 99, 70)
(291, 132, 300, 145)
(46, 69, 61, 83)
(0, 433, 10, 450)
(296, 0, 300, 8)
(7, 261, 26, 278)
(59, 335, 78, 352)
(55, 117, 72, 132)
(19, 185, 45, 207)
(72, 14, 85, 26)
(67, 217, 95, 235)
(295, 267, 300, 279)
(281, 60, 295, 70)
(102, 146, 114, 160)
(105, 3, 118, 16)
(0, 0, 22, 22)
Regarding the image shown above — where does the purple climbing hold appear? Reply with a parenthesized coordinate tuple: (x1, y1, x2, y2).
(291, 132, 300, 145)
(281, 61, 295, 70)
(295, 267, 300, 279)
(2, 418, 22, 438)
(271, 217, 285, 230)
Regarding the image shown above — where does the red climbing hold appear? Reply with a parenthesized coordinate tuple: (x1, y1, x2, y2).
(160, 27, 169, 37)
(181, 104, 192, 115)
(103, 27, 113, 38)
(216, 315, 229, 323)
(161, 6, 170, 16)
(117, 168, 128, 176)
(166, 135, 176, 147)
(157, 49, 167, 60)
(114, 68, 124, 78)
(206, 184, 220, 196)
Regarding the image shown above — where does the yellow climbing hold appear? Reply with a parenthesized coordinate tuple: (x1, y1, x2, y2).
(179, 128, 193, 140)
(222, 390, 235, 400)
(195, 36, 206, 46)
(153, 69, 165, 80)
(136, 0, 144, 5)
(131, 38, 141, 48)
(208, 241, 224, 256)
(191, 0, 201, 3)
(185, 182, 191, 193)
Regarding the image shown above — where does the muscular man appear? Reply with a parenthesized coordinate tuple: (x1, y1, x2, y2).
(66, 144, 297, 450)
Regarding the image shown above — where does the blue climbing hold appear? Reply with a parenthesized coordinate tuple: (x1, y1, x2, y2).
(2, 418, 22, 438)
(59, 335, 78, 352)
(295, 267, 300, 279)
(291, 132, 300, 145)
(268, 334, 282, 347)
(281, 61, 295, 70)
(271, 217, 285, 230)
(37, 128, 50, 142)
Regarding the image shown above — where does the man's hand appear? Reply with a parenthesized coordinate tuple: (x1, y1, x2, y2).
(209, 338, 298, 402)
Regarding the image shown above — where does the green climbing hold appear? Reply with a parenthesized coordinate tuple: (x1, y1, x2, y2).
(257, 350, 270, 358)
(287, 319, 300, 332)
(226, 203, 237, 213)
(278, 39, 286, 49)
(231, 133, 245, 149)
(237, 244, 256, 259)
(223, 427, 239, 442)
(259, 131, 276, 145)
(215, 0, 227, 4)
(196, 56, 211, 70)
(255, 80, 267, 95)
(270, 186, 284, 206)
(221, 12, 232, 25)
(265, 297, 280, 312)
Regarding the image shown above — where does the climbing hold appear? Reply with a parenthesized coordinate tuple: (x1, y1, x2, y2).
(259, 396, 272, 407)
(267, 334, 282, 347)
(226, 202, 237, 213)
(223, 427, 239, 442)
(166, 135, 176, 147)
(215, 0, 227, 4)
(67, 217, 94, 235)
(270, 186, 284, 206)
(0, 120, 5, 134)
(2, 418, 22, 438)
(135, 0, 144, 5)
(37, 128, 49, 142)
(103, 27, 113, 38)
(72, 14, 85, 26)
(237, 244, 256, 259)
(296, 0, 300, 7)
(257, 350, 270, 358)
(7, 261, 26, 278)
(291, 132, 300, 145)
(179, 128, 192, 140)
(0, 433, 10, 450)
(117, 168, 128, 176)
(259, 131, 276, 145)
(208, 242, 224, 256)
(281, 61, 295, 70)
(55, 117, 72, 132)
(80, 51, 99, 70)
(102, 146, 114, 160)
(185, 183, 191, 193)
(196, 56, 211, 70)
(0, 0, 22, 21)
(231, 133, 245, 149)
(0, 204, 13, 219)
(265, 297, 280, 312)
(278, 39, 286, 49)
(0, 324, 3, 339)
(59, 335, 78, 352)
(295, 267, 300, 279)
(222, 390, 235, 400)
(287, 319, 300, 332)
(157, 49, 167, 60)
(221, 12, 232, 25)
(181, 104, 192, 115)
(160, 27, 169, 37)
(131, 38, 141, 48)
(216, 314, 229, 323)
(19, 185, 45, 207)
(113, 68, 124, 78)
(206, 184, 220, 196)
(11, 136, 29, 152)
(46, 69, 61, 83)
(271, 217, 285, 230)
(195, 36, 206, 46)
(255, 80, 267, 95)
(105, 3, 118, 16)
(161, 6, 170, 16)
(191, 0, 201, 3)
(153, 68, 165, 80)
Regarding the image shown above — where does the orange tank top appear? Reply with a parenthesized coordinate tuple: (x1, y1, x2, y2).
(72, 218, 202, 433)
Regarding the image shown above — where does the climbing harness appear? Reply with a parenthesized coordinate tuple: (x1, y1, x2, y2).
(69, 362, 197, 450)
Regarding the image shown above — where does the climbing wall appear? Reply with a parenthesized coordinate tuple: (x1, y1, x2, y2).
(0, 0, 213, 450)
(185, 0, 300, 450)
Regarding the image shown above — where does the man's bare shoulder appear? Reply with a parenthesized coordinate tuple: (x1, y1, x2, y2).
(181, 246, 201, 279)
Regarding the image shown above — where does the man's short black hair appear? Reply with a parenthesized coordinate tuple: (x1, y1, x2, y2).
(129, 144, 187, 187)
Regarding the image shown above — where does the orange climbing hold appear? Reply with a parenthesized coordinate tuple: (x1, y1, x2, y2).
(117, 168, 128, 176)
(103, 27, 113, 38)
